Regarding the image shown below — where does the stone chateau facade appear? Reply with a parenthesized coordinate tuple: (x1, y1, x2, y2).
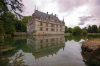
(27, 10, 65, 35)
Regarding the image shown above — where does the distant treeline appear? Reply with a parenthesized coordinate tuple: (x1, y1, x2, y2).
(65, 25, 100, 35)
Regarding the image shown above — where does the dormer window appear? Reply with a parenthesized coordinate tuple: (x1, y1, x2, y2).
(46, 17, 49, 22)
(50, 15, 54, 21)
(51, 17, 54, 20)
(40, 16, 43, 20)
(56, 20, 58, 22)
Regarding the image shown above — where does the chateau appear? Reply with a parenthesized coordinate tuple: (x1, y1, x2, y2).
(27, 10, 65, 35)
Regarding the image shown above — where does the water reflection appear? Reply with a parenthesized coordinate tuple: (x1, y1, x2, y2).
(1, 35, 100, 66)
(27, 36, 65, 59)
(9, 53, 25, 66)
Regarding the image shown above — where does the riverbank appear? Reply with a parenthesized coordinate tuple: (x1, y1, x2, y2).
(88, 33, 100, 35)
(81, 38, 100, 66)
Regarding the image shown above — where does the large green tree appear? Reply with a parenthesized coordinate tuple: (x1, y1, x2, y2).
(0, 12, 16, 34)
(98, 26, 100, 33)
(91, 25, 98, 33)
(72, 26, 81, 35)
(21, 16, 32, 24)
(87, 25, 92, 33)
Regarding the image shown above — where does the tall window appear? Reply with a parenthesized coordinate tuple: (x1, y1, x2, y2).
(56, 29, 58, 31)
(51, 28, 54, 31)
(46, 23, 48, 27)
(40, 27, 42, 31)
(51, 24, 54, 27)
(46, 28, 48, 31)
(60, 25, 61, 28)
(40, 22, 42, 26)
(56, 25, 58, 28)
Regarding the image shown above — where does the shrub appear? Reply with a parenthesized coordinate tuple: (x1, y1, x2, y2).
(82, 30, 88, 35)
(72, 26, 81, 35)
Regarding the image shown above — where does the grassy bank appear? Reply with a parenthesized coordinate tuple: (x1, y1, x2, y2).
(88, 33, 100, 35)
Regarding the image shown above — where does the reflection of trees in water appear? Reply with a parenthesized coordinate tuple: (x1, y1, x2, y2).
(87, 35, 100, 40)
(9, 53, 25, 66)
(65, 35, 87, 42)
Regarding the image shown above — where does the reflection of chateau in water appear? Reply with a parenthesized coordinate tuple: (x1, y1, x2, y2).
(27, 36, 65, 59)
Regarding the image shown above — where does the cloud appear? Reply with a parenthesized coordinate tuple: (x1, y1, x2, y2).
(57, 0, 100, 26)
(78, 16, 93, 25)
(22, 0, 100, 28)
(57, 0, 89, 12)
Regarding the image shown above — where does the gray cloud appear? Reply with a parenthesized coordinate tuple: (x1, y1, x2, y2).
(78, 16, 93, 25)
(57, 0, 89, 12)
(58, 0, 100, 26)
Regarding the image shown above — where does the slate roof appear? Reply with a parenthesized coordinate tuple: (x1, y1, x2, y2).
(34, 10, 64, 23)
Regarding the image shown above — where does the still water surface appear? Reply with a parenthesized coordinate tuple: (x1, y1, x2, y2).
(0, 35, 98, 66)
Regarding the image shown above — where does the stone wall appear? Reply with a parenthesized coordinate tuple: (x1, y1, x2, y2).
(27, 18, 65, 35)
(14, 32, 28, 36)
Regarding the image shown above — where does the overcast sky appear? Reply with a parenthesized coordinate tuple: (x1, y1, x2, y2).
(22, 0, 100, 28)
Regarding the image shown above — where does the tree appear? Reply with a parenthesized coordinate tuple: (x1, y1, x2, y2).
(72, 26, 81, 35)
(0, 0, 24, 18)
(82, 29, 88, 35)
(98, 26, 100, 33)
(21, 16, 32, 24)
(83, 27, 87, 31)
(15, 20, 26, 32)
(91, 25, 98, 33)
(0, 12, 16, 34)
(65, 26, 68, 33)
(87, 25, 92, 33)
(67, 27, 73, 33)
(0, 25, 4, 35)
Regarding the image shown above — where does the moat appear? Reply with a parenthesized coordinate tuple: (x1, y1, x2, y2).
(0, 35, 100, 66)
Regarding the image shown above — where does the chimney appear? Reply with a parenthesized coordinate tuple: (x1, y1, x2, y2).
(47, 12, 48, 14)
(55, 14, 56, 17)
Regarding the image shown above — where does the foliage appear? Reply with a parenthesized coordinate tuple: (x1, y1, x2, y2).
(65, 26, 73, 33)
(21, 16, 31, 24)
(72, 26, 81, 35)
(82, 29, 88, 35)
(0, 25, 4, 35)
(87, 25, 92, 33)
(66, 27, 73, 33)
(91, 25, 97, 33)
(87, 25, 98, 33)
(0, 12, 16, 34)
(0, 0, 24, 18)
(15, 20, 26, 32)
(98, 26, 100, 33)
(65, 26, 68, 33)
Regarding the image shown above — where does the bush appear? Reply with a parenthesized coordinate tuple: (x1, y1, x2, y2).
(5, 27, 15, 35)
(82, 30, 88, 35)
(0, 25, 4, 35)
(72, 26, 81, 35)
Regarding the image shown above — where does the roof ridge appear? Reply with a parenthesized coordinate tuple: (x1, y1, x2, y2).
(35, 10, 50, 15)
